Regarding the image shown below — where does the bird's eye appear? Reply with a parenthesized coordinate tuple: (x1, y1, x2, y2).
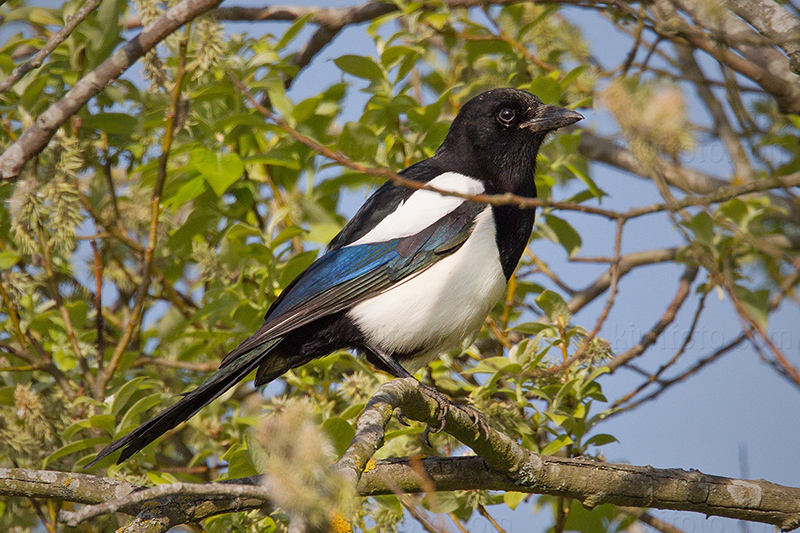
(497, 108, 516, 125)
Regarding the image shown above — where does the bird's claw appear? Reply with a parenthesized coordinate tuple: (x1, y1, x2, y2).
(394, 409, 410, 427)
(417, 383, 487, 447)
(455, 402, 490, 435)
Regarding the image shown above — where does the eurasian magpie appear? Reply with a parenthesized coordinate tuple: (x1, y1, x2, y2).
(89, 88, 582, 465)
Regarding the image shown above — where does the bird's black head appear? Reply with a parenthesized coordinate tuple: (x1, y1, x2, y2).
(435, 88, 583, 195)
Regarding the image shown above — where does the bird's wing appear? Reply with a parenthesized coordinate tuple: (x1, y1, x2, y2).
(220, 200, 485, 367)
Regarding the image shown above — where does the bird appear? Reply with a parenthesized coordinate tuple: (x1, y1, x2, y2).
(88, 88, 583, 466)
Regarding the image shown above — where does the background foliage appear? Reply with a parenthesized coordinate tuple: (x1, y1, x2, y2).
(1, 0, 799, 531)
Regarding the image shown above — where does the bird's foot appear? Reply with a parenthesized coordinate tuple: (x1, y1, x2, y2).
(417, 382, 488, 447)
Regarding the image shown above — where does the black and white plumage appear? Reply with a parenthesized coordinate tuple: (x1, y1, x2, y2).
(89, 88, 583, 465)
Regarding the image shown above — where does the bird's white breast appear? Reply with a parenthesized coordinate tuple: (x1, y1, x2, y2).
(347, 206, 507, 372)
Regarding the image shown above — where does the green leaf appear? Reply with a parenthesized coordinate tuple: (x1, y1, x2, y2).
(146, 471, 179, 485)
(271, 226, 306, 247)
(544, 412, 569, 427)
(512, 322, 552, 335)
(504, 491, 526, 510)
(543, 214, 582, 258)
(89, 0, 123, 70)
(112, 377, 158, 416)
(245, 151, 301, 170)
(264, 78, 294, 121)
(0, 251, 20, 270)
(305, 222, 343, 245)
(719, 198, 748, 225)
(0, 386, 16, 405)
(54, 348, 76, 372)
(733, 285, 770, 329)
(279, 251, 318, 287)
(227, 448, 258, 478)
(584, 433, 618, 447)
(526, 76, 562, 104)
(190, 148, 244, 196)
(277, 14, 312, 50)
(554, 377, 581, 408)
(44, 437, 107, 467)
(559, 65, 587, 90)
(21, 75, 47, 109)
(338, 121, 379, 162)
(340, 402, 365, 420)
(118, 393, 164, 431)
(89, 414, 116, 435)
(540, 434, 573, 455)
(564, 162, 604, 199)
(219, 442, 241, 464)
(165, 175, 206, 207)
(321, 417, 355, 457)
(536, 290, 571, 324)
(82, 113, 139, 136)
(563, 501, 624, 533)
(20, 7, 61, 25)
(334, 54, 385, 81)
(67, 300, 89, 331)
(380, 45, 419, 69)
(686, 211, 714, 245)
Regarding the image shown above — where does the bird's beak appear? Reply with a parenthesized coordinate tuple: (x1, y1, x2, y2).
(520, 105, 583, 132)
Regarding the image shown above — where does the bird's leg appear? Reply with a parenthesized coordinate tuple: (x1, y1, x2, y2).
(364, 348, 488, 444)
(363, 348, 423, 427)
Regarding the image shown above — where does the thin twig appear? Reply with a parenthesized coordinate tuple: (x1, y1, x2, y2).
(619, 506, 688, 533)
(0, 0, 103, 93)
(611, 289, 707, 409)
(93, 28, 191, 400)
(607, 265, 700, 372)
(36, 226, 93, 385)
(230, 70, 800, 222)
(90, 240, 105, 374)
(606, 333, 748, 418)
(132, 357, 217, 373)
(546, 219, 625, 374)
(478, 504, 509, 533)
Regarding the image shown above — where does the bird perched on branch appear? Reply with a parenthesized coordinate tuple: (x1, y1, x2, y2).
(89, 88, 582, 466)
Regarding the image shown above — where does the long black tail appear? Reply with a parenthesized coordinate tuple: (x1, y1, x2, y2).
(88, 339, 280, 466)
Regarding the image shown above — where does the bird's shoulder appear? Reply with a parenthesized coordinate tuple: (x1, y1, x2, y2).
(327, 158, 452, 251)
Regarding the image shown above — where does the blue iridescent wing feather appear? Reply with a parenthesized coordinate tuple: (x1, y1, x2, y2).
(220, 201, 484, 367)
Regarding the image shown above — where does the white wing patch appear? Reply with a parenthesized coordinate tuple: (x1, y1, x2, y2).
(349, 172, 484, 246)
(348, 207, 506, 371)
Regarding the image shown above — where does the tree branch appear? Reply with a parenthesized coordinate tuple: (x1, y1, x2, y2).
(0, 467, 137, 504)
(3, 378, 800, 530)
(122, 0, 576, 29)
(566, 248, 680, 316)
(675, 45, 753, 181)
(0, 0, 103, 93)
(650, 0, 800, 113)
(60, 481, 276, 527)
(0, 0, 224, 180)
(728, 0, 800, 74)
(578, 132, 798, 221)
